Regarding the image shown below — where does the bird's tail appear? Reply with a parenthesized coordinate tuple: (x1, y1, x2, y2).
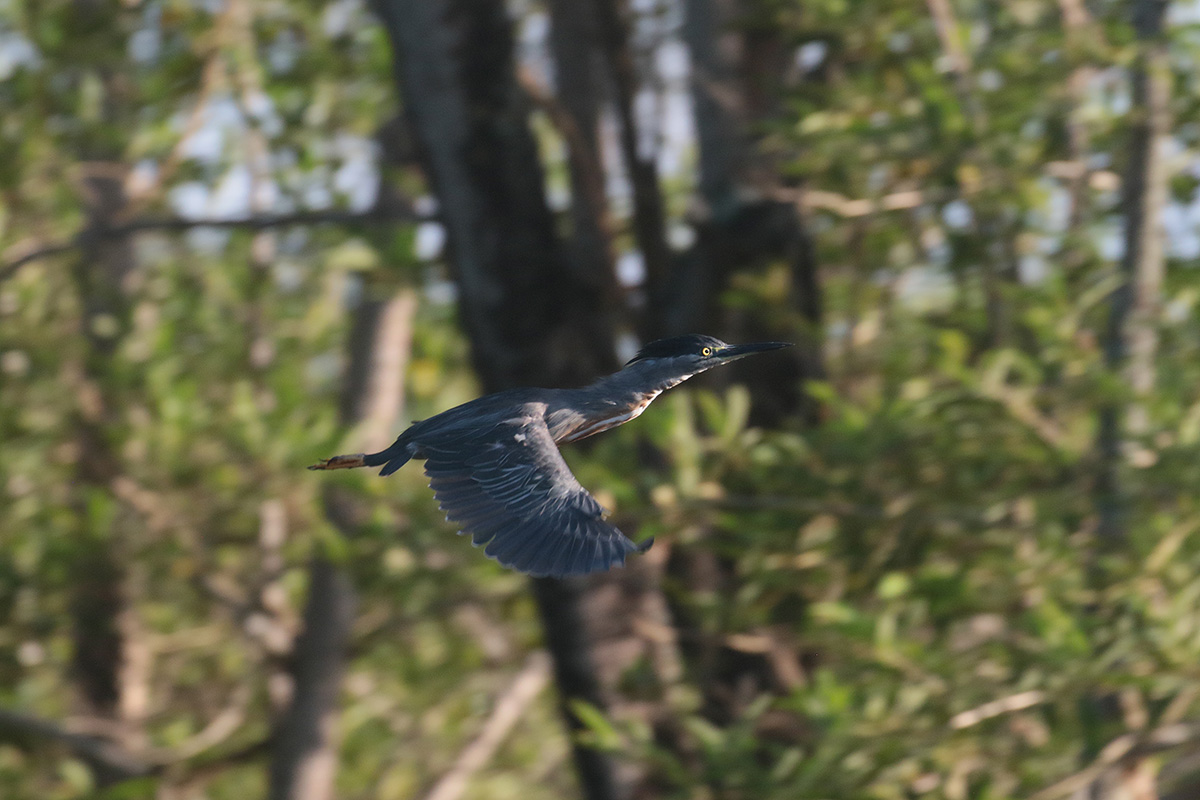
(307, 433, 412, 476)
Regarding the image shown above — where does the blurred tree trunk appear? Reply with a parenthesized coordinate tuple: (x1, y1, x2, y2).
(373, 0, 615, 387)
(372, 3, 628, 799)
(546, 0, 623, 337)
(1096, 0, 1169, 544)
(679, 0, 822, 427)
(1086, 1, 1170, 798)
(268, 559, 355, 800)
(67, 164, 151, 760)
(270, 288, 416, 800)
(659, 0, 825, 732)
(593, 0, 673, 315)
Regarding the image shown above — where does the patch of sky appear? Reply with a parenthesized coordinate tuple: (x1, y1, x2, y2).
(888, 32, 912, 53)
(415, 223, 446, 261)
(178, 94, 245, 164)
(941, 200, 973, 230)
(547, 182, 571, 212)
(796, 41, 828, 70)
(1019, 254, 1048, 284)
(895, 265, 956, 310)
(970, 22, 990, 49)
(1108, 81, 1131, 116)
(602, 115, 633, 215)
(414, 195, 439, 216)
(244, 90, 284, 138)
(617, 250, 645, 287)
(867, 165, 890, 193)
(631, 0, 683, 39)
(128, 27, 161, 64)
(424, 277, 458, 306)
(332, 134, 380, 211)
(266, 28, 300, 75)
(0, 32, 40, 80)
(615, 331, 640, 364)
(127, 160, 160, 198)
(210, 165, 255, 218)
(667, 223, 695, 250)
(279, 229, 309, 255)
(169, 182, 209, 220)
(322, 0, 365, 39)
(1169, 0, 1200, 24)
(1096, 221, 1123, 262)
(1165, 201, 1200, 260)
(634, 88, 660, 163)
(657, 39, 689, 82)
(273, 148, 298, 171)
(1030, 182, 1071, 235)
(977, 69, 1002, 92)
(185, 227, 232, 254)
(305, 352, 343, 386)
(1021, 118, 1045, 140)
(658, 90, 694, 177)
(302, 178, 334, 211)
(921, 226, 949, 266)
(517, 8, 550, 86)
(273, 261, 305, 293)
(341, 271, 364, 309)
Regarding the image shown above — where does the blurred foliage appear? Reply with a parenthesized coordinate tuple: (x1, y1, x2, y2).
(3, 0, 1200, 799)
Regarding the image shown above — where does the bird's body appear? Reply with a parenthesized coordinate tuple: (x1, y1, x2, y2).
(310, 335, 790, 578)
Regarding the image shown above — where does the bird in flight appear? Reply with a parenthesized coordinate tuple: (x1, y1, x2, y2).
(309, 334, 791, 578)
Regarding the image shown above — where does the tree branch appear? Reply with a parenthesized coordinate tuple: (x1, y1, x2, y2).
(0, 707, 155, 784)
(0, 206, 427, 284)
(422, 653, 551, 800)
(0, 706, 271, 788)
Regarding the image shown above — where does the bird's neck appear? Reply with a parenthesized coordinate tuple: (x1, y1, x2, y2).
(548, 364, 694, 443)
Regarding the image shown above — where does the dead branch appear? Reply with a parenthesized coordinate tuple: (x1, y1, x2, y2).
(422, 653, 552, 800)
(0, 707, 155, 783)
(949, 690, 1048, 730)
(0, 205, 427, 284)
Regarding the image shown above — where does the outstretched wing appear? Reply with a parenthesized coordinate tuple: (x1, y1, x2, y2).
(420, 412, 651, 577)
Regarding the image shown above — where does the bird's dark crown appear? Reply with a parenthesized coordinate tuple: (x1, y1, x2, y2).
(626, 334, 726, 365)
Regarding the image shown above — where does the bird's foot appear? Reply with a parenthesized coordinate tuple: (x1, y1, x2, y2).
(307, 453, 367, 470)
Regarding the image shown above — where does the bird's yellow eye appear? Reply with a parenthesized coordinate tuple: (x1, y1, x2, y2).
(701, 347, 713, 357)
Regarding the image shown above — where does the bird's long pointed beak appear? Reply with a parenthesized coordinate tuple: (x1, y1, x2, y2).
(716, 341, 793, 361)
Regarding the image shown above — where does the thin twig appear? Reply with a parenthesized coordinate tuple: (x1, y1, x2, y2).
(949, 690, 1047, 730)
(0, 708, 154, 782)
(0, 206, 427, 284)
(422, 652, 552, 800)
(1029, 723, 1200, 800)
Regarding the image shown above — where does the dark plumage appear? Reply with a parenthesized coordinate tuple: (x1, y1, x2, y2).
(310, 335, 791, 577)
(626, 334, 725, 365)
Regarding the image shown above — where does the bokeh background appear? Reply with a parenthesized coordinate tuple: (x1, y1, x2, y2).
(3, 0, 1200, 798)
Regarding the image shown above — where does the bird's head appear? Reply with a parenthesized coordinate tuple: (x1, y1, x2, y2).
(625, 334, 793, 381)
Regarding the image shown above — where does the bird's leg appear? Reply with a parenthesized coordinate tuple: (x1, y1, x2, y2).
(307, 453, 368, 470)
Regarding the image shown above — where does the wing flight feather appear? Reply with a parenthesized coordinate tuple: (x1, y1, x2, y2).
(419, 411, 650, 577)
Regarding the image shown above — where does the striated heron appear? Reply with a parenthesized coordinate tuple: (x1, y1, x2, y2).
(309, 334, 792, 577)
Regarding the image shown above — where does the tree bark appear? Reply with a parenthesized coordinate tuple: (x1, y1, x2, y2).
(67, 166, 146, 750)
(680, 0, 822, 425)
(1087, 3, 1169, 798)
(374, 0, 613, 389)
(546, 0, 622, 335)
(1096, 0, 1169, 544)
(593, 0, 672, 317)
(372, 3, 627, 798)
(269, 288, 416, 800)
(267, 559, 356, 800)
